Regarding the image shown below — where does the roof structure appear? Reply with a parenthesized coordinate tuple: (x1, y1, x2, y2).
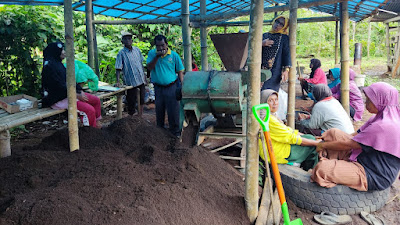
(0, 0, 395, 23)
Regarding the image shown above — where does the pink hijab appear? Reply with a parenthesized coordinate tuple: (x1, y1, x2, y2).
(352, 82, 400, 159)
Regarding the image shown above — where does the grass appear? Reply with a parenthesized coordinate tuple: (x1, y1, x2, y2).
(297, 56, 400, 91)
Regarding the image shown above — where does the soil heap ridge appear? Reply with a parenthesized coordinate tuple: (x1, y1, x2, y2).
(0, 117, 249, 225)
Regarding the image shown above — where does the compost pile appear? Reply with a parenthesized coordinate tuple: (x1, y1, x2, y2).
(0, 117, 249, 225)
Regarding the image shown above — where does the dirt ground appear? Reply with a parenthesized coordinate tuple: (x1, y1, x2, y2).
(0, 66, 399, 225)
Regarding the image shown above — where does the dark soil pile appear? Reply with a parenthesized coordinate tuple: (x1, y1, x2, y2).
(0, 117, 249, 225)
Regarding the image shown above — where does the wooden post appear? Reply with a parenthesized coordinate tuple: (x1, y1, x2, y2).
(93, 13, 100, 76)
(386, 23, 390, 71)
(340, 2, 350, 115)
(117, 95, 123, 119)
(85, 0, 95, 69)
(181, 0, 192, 72)
(335, 21, 339, 65)
(0, 130, 11, 158)
(64, 0, 79, 152)
(287, 0, 298, 129)
(367, 19, 371, 58)
(200, 0, 208, 71)
(245, 0, 264, 222)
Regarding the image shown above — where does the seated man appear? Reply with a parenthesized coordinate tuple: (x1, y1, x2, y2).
(311, 82, 400, 191)
(259, 89, 321, 171)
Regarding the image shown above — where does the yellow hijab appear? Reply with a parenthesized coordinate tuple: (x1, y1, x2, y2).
(269, 16, 289, 35)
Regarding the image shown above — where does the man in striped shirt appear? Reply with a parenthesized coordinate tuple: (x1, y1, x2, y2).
(115, 31, 146, 116)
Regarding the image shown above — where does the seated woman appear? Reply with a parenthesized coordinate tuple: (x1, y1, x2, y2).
(311, 82, 400, 191)
(299, 59, 327, 100)
(298, 84, 354, 136)
(41, 42, 101, 128)
(330, 68, 364, 121)
(327, 68, 341, 88)
(259, 89, 321, 171)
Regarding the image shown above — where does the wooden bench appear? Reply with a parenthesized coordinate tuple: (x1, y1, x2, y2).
(0, 85, 133, 157)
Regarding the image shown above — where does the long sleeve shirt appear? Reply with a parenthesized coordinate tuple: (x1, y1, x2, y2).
(259, 115, 302, 164)
(305, 67, 327, 85)
(300, 98, 355, 134)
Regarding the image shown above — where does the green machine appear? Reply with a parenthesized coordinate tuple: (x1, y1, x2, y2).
(181, 32, 271, 150)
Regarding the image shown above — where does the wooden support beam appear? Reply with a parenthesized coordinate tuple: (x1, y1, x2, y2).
(182, 0, 192, 72)
(245, 0, 264, 222)
(340, 2, 350, 115)
(64, 0, 80, 152)
(287, 0, 298, 129)
(85, 0, 95, 70)
(200, 0, 208, 71)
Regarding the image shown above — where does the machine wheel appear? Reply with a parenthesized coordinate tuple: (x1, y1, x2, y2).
(278, 164, 390, 215)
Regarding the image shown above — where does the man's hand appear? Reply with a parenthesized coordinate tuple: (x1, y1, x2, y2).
(282, 70, 289, 82)
(77, 92, 88, 102)
(262, 39, 274, 47)
(156, 49, 166, 57)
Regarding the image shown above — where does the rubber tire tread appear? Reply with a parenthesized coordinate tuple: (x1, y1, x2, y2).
(278, 164, 390, 215)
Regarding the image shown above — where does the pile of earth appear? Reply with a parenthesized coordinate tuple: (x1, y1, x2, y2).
(0, 117, 249, 225)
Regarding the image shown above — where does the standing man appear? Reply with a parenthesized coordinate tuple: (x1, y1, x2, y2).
(146, 35, 184, 137)
(115, 31, 146, 116)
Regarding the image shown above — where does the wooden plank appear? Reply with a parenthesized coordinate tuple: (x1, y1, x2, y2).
(219, 156, 245, 160)
(210, 139, 242, 153)
(0, 108, 65, 132)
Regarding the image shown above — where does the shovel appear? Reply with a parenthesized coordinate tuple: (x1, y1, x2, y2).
(252, 103, 303, 225)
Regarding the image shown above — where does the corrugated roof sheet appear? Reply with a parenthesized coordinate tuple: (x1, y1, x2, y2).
(0, 0, 394, 22)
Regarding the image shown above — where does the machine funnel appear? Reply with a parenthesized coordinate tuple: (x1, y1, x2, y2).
(210, 32, 249, 72)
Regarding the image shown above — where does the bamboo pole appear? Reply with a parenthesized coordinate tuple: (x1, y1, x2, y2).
(335, 21, 339, 65)
(200, 0, 208, 71)
(198, 16, 338, 28)
(386, 23, 390, 71)
(340, 2, 350, 115)
(181, 0, 192, 72)
(367, 19, 371, 58)
(85, 0, 95, 69)
(92, 0, 344, 25)
(92, 13, 100, 76)
(245, 0, 264, 222)
(287, 0, 298, 129)
(64, 0, 79, 152)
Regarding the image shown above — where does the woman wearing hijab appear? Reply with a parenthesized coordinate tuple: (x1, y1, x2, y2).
(299, 58, 327, 100)
(330, 68, 364, 121)
(261, 16, 291, 92)
(327, 68, 341, 88)
(298, 84, 354, 135)
(311, 82, 400, 191)
(259, 89, 320, 171)
(41, 42, 101, 128)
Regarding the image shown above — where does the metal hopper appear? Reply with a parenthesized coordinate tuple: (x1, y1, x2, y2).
(210, 32, 249, 72)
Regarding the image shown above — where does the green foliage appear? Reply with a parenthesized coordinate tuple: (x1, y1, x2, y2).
(0, 7, 391, 98)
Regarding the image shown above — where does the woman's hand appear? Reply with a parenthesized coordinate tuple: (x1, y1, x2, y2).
(262, 39, 274, 47)
(298, 113, 310, 120)
(77, 92, 88, 102)
(316, 141, 324, 152)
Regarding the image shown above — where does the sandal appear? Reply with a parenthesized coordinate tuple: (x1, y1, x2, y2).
(360, 211, 385, 225)
(314, 211, 352, 225)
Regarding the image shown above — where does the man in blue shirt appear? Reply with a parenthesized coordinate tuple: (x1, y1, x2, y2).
(147, 35, 184, 136)
(115, 31, 146, 116)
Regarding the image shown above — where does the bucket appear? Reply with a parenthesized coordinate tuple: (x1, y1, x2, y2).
(0, 130, 11, 158)
(354, 74, 366, 87)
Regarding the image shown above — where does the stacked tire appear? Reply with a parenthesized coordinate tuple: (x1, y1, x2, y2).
(278, 164, 390, 215)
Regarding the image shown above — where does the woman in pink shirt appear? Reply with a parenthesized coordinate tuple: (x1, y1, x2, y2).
(299, 59, 327, 100)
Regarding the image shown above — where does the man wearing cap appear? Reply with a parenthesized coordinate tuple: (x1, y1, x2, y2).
(115, 31, 146, 116)
(146, 34, 184, 137)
